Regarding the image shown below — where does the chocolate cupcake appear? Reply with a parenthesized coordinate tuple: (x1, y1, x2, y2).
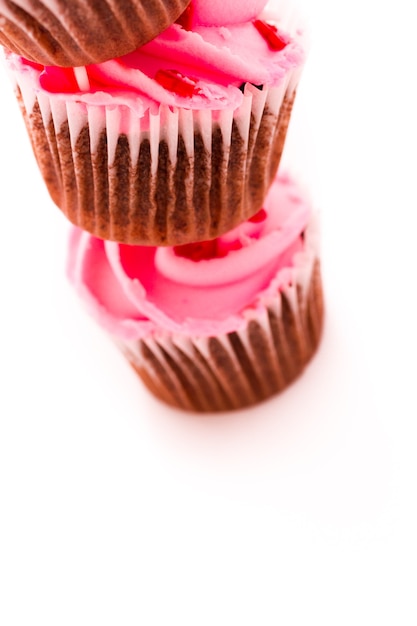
(67, 173, 324, 412)
(4, 5, 305, 245)
(0, 0, 191, 66)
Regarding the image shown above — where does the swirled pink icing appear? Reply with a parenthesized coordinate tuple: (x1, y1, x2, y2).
(13, 3, 304, 113)
(68, 174, 312, 339)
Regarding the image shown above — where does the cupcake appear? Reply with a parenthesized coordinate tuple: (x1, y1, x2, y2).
(4, 2, 306, 246)
(68, 173, 324, 412)
(0, 0, 192, 66)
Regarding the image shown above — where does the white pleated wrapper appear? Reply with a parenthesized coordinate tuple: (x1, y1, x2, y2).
(7, 52, 302, 246)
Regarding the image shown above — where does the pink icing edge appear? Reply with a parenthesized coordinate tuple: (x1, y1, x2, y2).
(190, 0, 269, 26)
(5, 8, 306, 114)
(67, 174, 320, 340)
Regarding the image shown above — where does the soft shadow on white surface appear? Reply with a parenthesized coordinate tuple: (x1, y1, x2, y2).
(1, 0, 417, 624)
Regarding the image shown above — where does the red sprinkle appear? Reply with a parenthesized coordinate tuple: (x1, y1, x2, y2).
(174, 236, 245, 261)
(155, 69, 200, 98)
(39, 66, 80, 93)
(253, 19, 287, 51)
(21, 58, 44, 71)
(174, 239, 219, 262)
(249, 208, 267, 223)
(175, 3, 194, 30)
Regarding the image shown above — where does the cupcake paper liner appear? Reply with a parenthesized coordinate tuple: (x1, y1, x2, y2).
(0, 0, 191, 66)
(117, 218, 323, 412)
(11, 62, 299, 245)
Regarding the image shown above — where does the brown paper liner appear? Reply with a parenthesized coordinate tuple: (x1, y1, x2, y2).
(0, 0, 191, 66)
(119, 258, 324, 412)
(13, 75, 297, 246)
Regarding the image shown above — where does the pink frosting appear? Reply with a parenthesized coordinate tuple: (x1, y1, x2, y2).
(68, 174, 311, 339)
(15, 5, 304, 113)
(191, 0, 269, 26)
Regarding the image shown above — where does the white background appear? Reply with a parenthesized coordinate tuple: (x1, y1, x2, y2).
(1, 0, 416, 624)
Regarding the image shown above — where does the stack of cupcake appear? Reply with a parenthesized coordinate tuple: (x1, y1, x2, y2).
(1, 0, 324, 411)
